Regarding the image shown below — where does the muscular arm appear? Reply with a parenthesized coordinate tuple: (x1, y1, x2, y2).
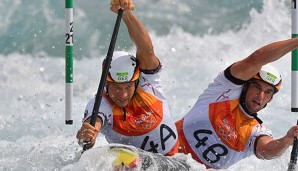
(255, 136, 291, 159)
(231, 37, 298, 81)
(256, 125, 298, 159)
(110, 0, 159, 70)
(122, 11, 159, 70)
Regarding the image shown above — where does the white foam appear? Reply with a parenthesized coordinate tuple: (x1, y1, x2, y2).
(0, 0, 296, 170)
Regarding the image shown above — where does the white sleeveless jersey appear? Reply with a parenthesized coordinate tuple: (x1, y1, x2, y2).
(83, 67, 178, 156)
(176, 70, 272, 169)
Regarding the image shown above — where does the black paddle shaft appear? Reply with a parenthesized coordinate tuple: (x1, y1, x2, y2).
(83, 9, 123, 151)
(288, 119, 298, 171)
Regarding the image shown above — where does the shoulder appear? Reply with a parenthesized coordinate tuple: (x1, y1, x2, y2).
(140, 60, 162, 74)
(206, 68, 243, 93)
(223, 65, 246, 85)
(85, 95, 112, 112)
(139, 65, 163, 87)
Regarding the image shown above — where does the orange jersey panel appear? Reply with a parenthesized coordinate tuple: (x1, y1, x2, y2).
(208, 99, 259, 151)
(104, 88, 163, 136)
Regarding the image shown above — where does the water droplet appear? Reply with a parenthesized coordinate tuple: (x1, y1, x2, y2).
(39, 67, 45, 72)
(18, 95, 23, 101)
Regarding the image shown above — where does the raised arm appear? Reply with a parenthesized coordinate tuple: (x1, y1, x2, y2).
(231, 37, 298, 81)
(110, 0, 160, 70)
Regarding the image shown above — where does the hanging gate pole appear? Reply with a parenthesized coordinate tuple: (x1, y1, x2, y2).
(65, 0, 74, 125)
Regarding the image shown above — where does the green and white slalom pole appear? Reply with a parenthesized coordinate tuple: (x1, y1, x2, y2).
(288, 0, 298, 170)
(65, 0, 74, 125)
(293, 0, 298, 113)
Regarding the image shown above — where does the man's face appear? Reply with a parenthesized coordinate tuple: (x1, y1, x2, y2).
(245, 79, 275, 113)
(106, 81, 136, 108)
